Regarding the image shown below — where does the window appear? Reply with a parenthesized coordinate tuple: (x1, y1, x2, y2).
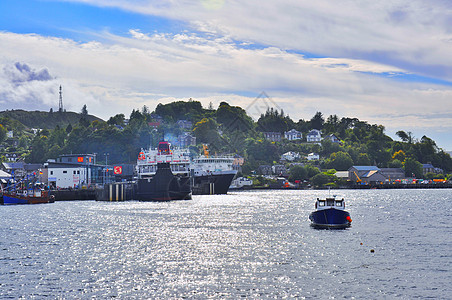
(73, 171, 76, 174)
(50, 171, 53, 175)
(68, 158, 72, 162)
(63, 170, 67, 174)
(336, 201, 343, 207)
(77, 171, 80, 174)
(318, 201, 325, 206)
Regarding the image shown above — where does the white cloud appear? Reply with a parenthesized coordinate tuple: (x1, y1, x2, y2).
(60, 0, 452, 80)
(1, 0, 452, 148)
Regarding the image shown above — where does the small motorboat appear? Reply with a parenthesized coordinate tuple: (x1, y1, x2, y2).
(309, 196, 352, 229)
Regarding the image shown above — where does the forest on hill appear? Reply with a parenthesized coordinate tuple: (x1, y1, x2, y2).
(1, 100, 451, 182)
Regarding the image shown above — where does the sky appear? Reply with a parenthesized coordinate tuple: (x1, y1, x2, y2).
(0, 0, 451, 150)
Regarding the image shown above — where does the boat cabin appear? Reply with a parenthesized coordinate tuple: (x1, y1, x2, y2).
(315, 197, 345, 210)
(158, 141, 171, 155)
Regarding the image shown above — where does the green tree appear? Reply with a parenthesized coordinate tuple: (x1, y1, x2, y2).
(216, 102, 254, 133)
(403, 157, 423, 178)
(81, 104, 88, 116)
(305, 164, 320, 177)
(356, 153, 371, 165)
(107, 114, 126, 126)
(289, 165, 308, 182)
(311, 173, 330, 187)
(392, 150, 406, 162)
(245, 138, 279, 163)
(0, 124, 7, 143)
(388, 159, 403, 168)
(66, 123, 73, 134)
(257, 107, 293, 133)
(310, 111, 324, 130)
(325, 151, 354, 171)
(193, 118, 222, 150)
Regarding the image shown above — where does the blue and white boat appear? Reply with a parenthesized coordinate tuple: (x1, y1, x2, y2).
(309, 196, 352, 229)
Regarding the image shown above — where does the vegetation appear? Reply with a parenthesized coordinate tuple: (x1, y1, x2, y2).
(1, 100, 451, 186)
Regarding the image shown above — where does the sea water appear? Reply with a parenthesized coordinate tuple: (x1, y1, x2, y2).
(0, 189, 450, 299)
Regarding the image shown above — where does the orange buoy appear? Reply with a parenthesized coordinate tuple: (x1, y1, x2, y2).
(346, 216, 352, 222)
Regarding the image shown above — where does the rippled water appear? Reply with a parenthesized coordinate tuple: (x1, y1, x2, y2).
(1, 189, 451, 299)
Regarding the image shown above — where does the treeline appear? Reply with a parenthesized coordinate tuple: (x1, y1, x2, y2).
(0, 100, 451, 179)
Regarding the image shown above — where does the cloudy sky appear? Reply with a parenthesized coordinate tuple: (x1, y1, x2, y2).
(1, 0, 451, 149)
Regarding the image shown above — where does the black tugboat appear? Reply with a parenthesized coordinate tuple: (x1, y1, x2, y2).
(135, 142, 192, 201)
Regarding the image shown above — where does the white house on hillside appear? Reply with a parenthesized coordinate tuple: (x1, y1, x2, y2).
(307, 129, 321, 142)
(307, 153, 319, 160)
(284, 129, 302, 141)
(281, 151, 300, 162)
(323, 134, 341, 144)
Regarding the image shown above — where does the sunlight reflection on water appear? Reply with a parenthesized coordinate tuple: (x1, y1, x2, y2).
(0, 189, 451, 298)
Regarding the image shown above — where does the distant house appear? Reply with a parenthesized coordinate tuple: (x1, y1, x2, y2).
(281, 151, 300, 162)
(31, 128, 40, 135)
(233, 154, 245, 166)
(177, 132, 196, 148)
(323, 134, 341, 144)
(148, 122, 160, 129)
(272, 165, 288, 176)
(7, 131, 13, 138)
(380, 168, 405, 180)
(2, 162, 29, 178)
(5, 153, 19, 162)
(176, 120, 193, 129)
(307, 153, 319, 161)
(348, 166, 386, 184)
(258, 165, 272, 175)
(263, 132, 282, 142)
(306, 129, 321, 142)
(284, 129, 302, 141)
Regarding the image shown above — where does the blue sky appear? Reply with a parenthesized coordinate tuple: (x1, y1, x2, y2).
(0, 0, 451, 150)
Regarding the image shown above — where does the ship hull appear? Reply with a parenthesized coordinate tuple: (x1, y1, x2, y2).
(135, 163, 191, 201)
(192, 172, 236, 195)
(2, 192, 53, 205)
(309, 208, 351, 229)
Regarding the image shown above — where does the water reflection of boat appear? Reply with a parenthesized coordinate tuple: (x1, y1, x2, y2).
(309, 196, 352, 229)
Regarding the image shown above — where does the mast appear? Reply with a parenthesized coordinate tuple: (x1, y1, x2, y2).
(58, 85, 63, 112)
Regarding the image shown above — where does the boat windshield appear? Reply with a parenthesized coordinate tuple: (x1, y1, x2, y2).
(335, 200, 343, 207)
(326, 199, 335, 206)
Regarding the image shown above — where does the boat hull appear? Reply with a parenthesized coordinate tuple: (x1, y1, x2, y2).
(192, 172, 236, 195)
(2, 192, 53, 205)
(309, 208, 351, 229)
(135, 163, 191, 201)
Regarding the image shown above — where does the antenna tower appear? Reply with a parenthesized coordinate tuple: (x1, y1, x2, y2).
(58, 85, 63, 112)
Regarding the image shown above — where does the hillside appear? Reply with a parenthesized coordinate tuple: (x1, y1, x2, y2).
(0, 109, 104, 130)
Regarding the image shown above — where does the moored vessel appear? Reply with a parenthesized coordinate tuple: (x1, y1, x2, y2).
(191, 145, 237, 195)
(309, 196, 352, 229)
(2, 189, 54, 205)
(135, 141, 191, 201)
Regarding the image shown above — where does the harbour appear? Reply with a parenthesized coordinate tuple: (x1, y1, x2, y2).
(1, 189, 450, 298)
